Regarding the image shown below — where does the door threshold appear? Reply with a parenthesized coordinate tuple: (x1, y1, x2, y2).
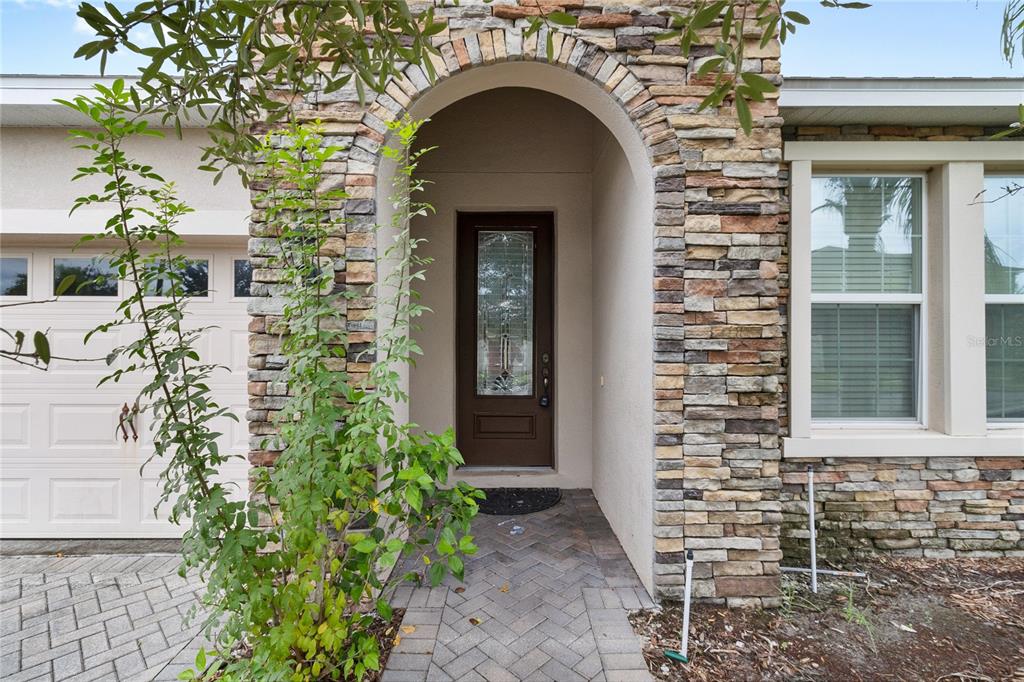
(458, 466, 557, 476)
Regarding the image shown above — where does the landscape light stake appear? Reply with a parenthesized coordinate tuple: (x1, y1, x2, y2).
(664, 549, 694, 664)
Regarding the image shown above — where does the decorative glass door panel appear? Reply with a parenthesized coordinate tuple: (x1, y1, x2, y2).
(456, 213, 554, 467)
(476, 231, 534, 396)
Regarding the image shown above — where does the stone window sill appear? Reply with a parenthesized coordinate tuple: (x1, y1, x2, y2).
(783, 429, 1024, 459)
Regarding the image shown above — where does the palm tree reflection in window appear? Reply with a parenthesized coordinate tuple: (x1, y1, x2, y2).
(476, 231, 534, 396)
(811, 177, 922, 294)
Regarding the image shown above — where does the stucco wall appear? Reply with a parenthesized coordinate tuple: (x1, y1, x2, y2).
(591, 125, 655, 593)
(411, 88, 596, 489)
(0, 127, 249, 236)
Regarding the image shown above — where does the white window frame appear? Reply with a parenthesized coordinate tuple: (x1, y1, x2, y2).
(230, 257, 254, 300)
(808, 172, 928, 429)
(784, 141, 1024, 458)
(983, 172, 1024, 429)
(142, 253, 214, 302)
(50, 254, 121, 300)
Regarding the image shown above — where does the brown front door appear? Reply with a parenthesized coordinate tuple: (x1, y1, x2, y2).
(456, 212, 554, 467)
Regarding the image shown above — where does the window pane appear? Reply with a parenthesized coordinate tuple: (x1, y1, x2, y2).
(476, 230, 534, 396)
(0, 258, 28, 296)
(984, 175, 1024, 295)
(144, 259, 209, 297)
(812, 304, 918, 420)
(986, 304, 1024, 420)
(233, 259, 253, 297)
(811, 176, 923, 294)
(54, 257, 117, 296)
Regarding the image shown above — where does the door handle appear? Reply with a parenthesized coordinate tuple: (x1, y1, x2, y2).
(117, 401, 140, 442)
(128, 401, 140, 442)
(117, 403, 130, 442)
(539, 353, 551, 407)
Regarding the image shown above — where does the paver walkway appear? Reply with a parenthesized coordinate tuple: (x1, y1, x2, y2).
(383, 490, 655, 681)
(0, 554, 208, 682)
(1, 490, 654, 682)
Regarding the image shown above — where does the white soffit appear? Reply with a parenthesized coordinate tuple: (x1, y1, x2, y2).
(780, 77, 1024, 127)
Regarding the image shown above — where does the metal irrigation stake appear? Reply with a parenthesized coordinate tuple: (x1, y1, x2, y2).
(808, 464, 818, 594)
(664, 549, 694, 664)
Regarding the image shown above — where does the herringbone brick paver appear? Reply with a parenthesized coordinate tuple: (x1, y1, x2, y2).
(0, 554, 210, 682)
(3, 490, 653, 682)
(383, 490, 654, 682)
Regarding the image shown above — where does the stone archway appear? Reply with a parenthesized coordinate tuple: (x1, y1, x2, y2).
(249, 24, 785, 605)
(354, 32, 681, 596)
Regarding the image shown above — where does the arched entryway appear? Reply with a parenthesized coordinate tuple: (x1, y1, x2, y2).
(364, 44, 679, 594)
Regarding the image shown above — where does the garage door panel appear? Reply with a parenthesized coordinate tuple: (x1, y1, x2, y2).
(0, 479, 30, 523)
(49, 403, 123, 449)
(0, 404, 31, 447)
(0, 245, 250, 538)
(50, 478, 122, 523)
(47, 327, 120, 374)
(230, 330, 249, 372)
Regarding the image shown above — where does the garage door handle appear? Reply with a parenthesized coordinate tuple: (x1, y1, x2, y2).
(128, 402, 140, 442)
(117, 404, 130, 442)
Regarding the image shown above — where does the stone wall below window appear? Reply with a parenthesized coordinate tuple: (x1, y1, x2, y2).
(782, 124, 1008, 142)
(780, 458, 1024, 563)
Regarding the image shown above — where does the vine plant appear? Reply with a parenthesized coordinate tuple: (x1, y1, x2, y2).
(61, 81, 480, 681)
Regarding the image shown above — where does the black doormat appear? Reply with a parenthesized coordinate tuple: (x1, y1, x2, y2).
(477, 488, 562, 515)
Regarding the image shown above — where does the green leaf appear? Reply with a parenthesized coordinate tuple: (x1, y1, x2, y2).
(405, 486, 422, 513)
(784, 10, 811, 25)
(735, 95, 753, 135)
(546, 11, 578, 27)
(55, 274, 77, 297)
(690, 0, 728, 30)
(428, 561, 447, 586)
(353, 538, 377, 553)
(32, 331, 51, 365)
(740, 72, 777, 94)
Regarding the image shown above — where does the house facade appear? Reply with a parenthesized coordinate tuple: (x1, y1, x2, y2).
(1, 4, 1022, 607)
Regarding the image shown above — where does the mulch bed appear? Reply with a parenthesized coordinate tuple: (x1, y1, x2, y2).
(211, 608, 405, 681)
(628, 557, 1024, 682)
(364, 607, 406, 682)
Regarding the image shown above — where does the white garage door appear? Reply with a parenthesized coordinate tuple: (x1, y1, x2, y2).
(0, 245, 251, 537)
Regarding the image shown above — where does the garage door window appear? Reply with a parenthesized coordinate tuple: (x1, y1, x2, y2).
(233, 259, 252, 297)
(53, 257, 118, 297)
(1, 257, 28, 296)
(144, 258, 209, 297)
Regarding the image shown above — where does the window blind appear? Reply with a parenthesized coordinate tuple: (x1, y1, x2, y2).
(984, 175, 1024, 421)
(812, 304, 918, 420)
(986, 305, 1024, 421)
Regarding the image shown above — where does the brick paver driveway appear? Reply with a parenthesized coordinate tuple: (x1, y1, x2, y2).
(384, 490, 654, 681)
(0, 554, 208, 682)
(1, 490, 653, 682)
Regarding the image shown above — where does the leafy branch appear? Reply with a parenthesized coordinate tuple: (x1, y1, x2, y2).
(75, 0, 447, 185)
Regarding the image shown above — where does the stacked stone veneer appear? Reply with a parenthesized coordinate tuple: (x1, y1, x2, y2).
(247, 2, 786, 606)
(777, 124, 1024, 562)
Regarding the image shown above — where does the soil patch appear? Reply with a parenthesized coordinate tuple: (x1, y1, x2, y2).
(629, 557, 1024, 681)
